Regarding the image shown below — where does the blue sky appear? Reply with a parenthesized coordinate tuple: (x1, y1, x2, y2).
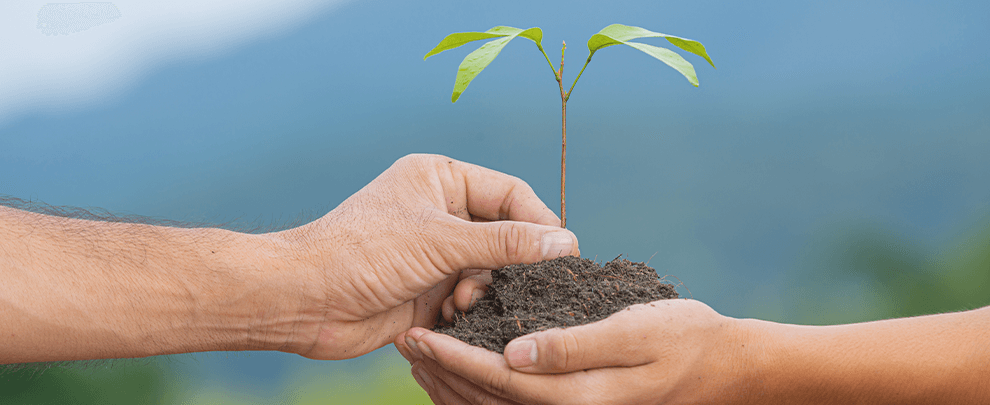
(2, 0, 989, 399)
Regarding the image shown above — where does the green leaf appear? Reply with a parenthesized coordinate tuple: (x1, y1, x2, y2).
(625, 42, 698, 86)
(451, 36, 513, 102)
(424, 32, 505, 60)
(586, 23, 714, 87)
(426, 26, 544, 102)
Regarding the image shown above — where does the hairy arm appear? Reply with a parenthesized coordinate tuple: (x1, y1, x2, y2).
(0, 205, 321, 364)
(0, 154, 578, 364)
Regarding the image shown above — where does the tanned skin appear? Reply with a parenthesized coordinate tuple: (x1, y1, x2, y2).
(0, 154, 580, 364)
(396, 293, 990, 404)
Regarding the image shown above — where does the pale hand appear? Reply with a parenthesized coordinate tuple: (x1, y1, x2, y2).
(284, 154, 579, 360)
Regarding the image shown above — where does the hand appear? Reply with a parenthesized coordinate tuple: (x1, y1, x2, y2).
(395, 299, 756, 405)
(279, 154, 580, 360)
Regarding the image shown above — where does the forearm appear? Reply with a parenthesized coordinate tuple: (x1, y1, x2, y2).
(0, 206, 324, 363)
(745, 306, 990, 404)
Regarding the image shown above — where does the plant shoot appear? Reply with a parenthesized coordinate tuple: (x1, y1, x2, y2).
(425, 24, 715, 228)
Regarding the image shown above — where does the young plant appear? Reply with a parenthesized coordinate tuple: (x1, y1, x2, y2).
(425, 24, 714, 228)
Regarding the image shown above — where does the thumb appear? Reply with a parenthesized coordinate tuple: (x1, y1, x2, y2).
(503, 308, 652, 374)
(433, 218, 580, 271)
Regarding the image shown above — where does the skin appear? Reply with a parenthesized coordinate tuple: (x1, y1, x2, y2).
(396, 298, 990, 404)
(0, 153, 579, 364)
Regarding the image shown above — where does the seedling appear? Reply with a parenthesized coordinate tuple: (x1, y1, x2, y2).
(425, 24, 714, 228)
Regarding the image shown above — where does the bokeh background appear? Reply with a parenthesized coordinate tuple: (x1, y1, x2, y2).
(2, 0, 988, 403)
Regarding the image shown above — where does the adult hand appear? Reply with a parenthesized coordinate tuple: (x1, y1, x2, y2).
(282, 154, 579, 360)
(0, 153, 577, 364)
(394, 299, 754, 405)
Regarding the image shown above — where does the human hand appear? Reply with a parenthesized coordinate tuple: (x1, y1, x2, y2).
(395, 299, 760, 405)
(276, 154, 579, 360)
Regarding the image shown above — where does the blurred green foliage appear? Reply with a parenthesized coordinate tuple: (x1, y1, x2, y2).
(838, 225, 990, 318)
(793, 215, 990, 324)
(173, 351, 430, 404)
(0, 352, 430, 404)
(0, 360, 167, 404)
(279, 353, 431, 405)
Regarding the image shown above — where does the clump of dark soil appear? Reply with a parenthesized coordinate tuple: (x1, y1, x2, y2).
(434, 255, 679, 353)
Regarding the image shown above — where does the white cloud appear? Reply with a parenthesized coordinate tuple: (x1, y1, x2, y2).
(0, 0, 350, 128)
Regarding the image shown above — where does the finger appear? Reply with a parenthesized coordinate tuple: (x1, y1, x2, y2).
(405, 327, 565, 404)
(394, 335, 415, 364)
(442, 295, 456, 323)
(426, 215, 580, 271)
(453, 274, 490, 312)
(445, 269, 489, 322)
(440, 157, 562, 227)
(419, 357, 524, 405)
(503, 303, 658, 374)
(410, 327, 652, 404)
(395, 330, 420, 363)
(431, 371, 474, 405)
(411, 362, 447, 405)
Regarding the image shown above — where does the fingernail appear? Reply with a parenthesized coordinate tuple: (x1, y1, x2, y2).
(413, 367, 435, 392)
(405, 336, 420, 358)
(505, 339, 537, 368)
(469, 289, 484, 307)
(419, 340, 436, 361)
(541, 231, 574, 259)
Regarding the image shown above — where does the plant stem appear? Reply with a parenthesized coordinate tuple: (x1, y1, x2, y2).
(565, 57, 592, 102)
(557, 41, 567, 228)
(537, 45, 559, 80)
(541, 40, 585, 228)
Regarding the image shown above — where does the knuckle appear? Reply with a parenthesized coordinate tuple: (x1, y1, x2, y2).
(563, 331, 581, 370)
(495, 222, 526, 263)
(399, 153, 432, 162)
(543, 330, 577, 372)
(394, 153, 419, 167)
(396, 153, 448, 170)
(506, 175, 531, 195)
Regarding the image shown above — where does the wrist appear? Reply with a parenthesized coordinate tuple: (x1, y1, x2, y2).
(166, 228, 326, 355)
(719, 317, 792, 405)
(252, 224, 334, 355)
(662, 314, 780, 405)
(247, 230, 328, 354)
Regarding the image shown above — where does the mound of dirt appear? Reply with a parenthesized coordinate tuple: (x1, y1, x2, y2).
(434, 255, 679, 353)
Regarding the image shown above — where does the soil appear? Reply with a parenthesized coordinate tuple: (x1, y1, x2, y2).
(433, 255, 679, 354)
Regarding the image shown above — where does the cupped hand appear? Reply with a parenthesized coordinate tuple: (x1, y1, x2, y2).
(278, 154, 579, 360)
(395, 299, 760, 405)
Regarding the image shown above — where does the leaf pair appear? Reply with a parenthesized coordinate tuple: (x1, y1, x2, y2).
(424, 26, 545, 102)
(424, 23, 715, 102)
(588, 24, 715, 87)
